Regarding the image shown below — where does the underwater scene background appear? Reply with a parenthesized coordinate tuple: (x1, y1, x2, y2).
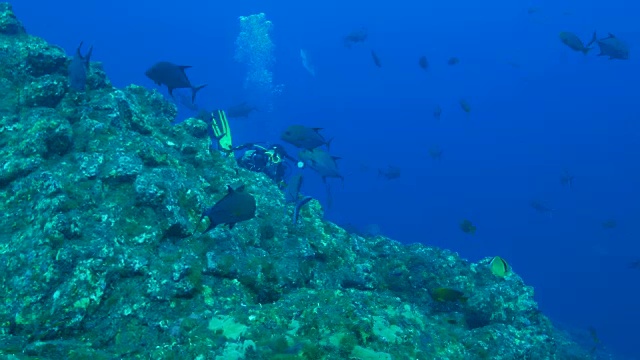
(2, 0, 638, 358)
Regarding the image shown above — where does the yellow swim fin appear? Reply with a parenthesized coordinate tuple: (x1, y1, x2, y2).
(211, 110, 233, 153)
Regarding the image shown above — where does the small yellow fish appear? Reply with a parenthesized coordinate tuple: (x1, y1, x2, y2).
(489, 256, 510, 277)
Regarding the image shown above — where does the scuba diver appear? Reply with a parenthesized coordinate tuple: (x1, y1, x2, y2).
(205, 108, 313, 222)
(234, 142, 300, 187)
(207, 108, 301, 187)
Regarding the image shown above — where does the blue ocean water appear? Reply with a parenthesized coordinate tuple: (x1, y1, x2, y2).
(14, 0, 638, 357)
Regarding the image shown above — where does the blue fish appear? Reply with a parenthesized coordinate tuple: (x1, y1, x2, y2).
(145, 61, 207, 102)
(68, 41, 92, 91)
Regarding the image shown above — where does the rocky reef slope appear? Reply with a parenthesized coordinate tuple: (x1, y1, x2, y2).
(0, 3, 593, 359)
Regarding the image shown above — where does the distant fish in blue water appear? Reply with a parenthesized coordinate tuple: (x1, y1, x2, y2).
(560, 168, 574, 188)
(459, 99, 471, 114)
(595, 33, 629, 60)
(447, 57, 460, 66)
(378, 165, 401, 180)
(433, 104, 442, 120)
(601, 219, 617, 229)
(429, 146, 443, 160)
(559, 31, 596, 55)
(418, 55, 429, 70)
(281, 125, 332, 150)
(343, 28, 367, 48)
(371, 50, 382, 67)
(530, 200, 553, 217)
(68, 41, 92, 91)
(226, 102, 259, 119)
(298, 148, 343, 183)
(460, 219, 476, 234)
(145, 61, 207, 102)
(527, 6, 540, 14)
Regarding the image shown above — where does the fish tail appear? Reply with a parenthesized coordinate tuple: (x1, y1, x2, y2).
(586, 31, 597, 47)
(293, 196, 313, 224)
(191, 84, 208, 102)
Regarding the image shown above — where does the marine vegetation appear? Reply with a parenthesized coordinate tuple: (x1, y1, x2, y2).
(0, 4, 598, 359)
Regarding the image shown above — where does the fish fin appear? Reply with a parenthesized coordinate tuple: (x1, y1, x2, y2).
(226, 185, 235, 193)
(312, 128, 323, 132)
(586, 32, 597, 47)
(326, 138, 333, 151)
(168, 87, 175, 97)
(332, 156, 341, 161)
(228, 222, 236, 229)
(84, 45, 93, 66)
(191, 84, 207, 102)
(179, 65, 193, 70)
(608, 33, 616, 38)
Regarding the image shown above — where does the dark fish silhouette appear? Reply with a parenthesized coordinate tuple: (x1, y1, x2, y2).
(344, 28, 368, 48)
(560, 169, 574, 188)
(596, 33, 629, 60)
(371, 50, 382, 67)
(293, 196, 313, 224)
(286, 173, 304, 203)
(460, 219, 476, 234)
(281, 125, 332, 150)
(226, 102, 259, 118)
(433, 105, 442, 120)
(459, 99, 471, 113)
(602, 219, 617, 229)
(559, 31, 596, 55)
(298, 148, 343, 183)
(378, 165, 401, 180)
(145, 61, 207, 102)
(447, 57, 460, 65)
(429, 288, 468, 303)
(198, 185, 256, 233)
(418, 56, 429, 70)
(429, 146, 443, 160)
(68, 41, 93, 91)
(530, 200, 553, 217)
